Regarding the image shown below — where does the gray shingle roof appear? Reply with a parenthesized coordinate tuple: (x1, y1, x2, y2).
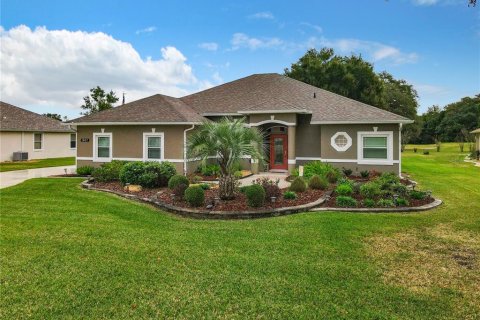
(182, 73, 411, 123)
(70, 94, 206, 124)
(0, 101, 74, 132)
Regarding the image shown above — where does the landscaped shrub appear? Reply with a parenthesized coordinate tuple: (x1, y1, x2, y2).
(201, 164, 220, 176)
(245, 184, 265, 207)
(290, 177, 307, 193)
(119, 161, 177, 187)
(360, 170, 370, 178)
(325, 169, 339, 183)
(93, 160, 126, 182)
(335, 183, 353, 196)
(184, 185, 205, 207)
(342, 167, 353, 177)
(360, 182, 381, 198)
(308, 175, 328, 190)
(392, 183, 408, 197)
(413, 147, 418, 153)
(283, 191, 297, 200)
(253, 177, 281, 200)
(352, 182, 362, 195)
(378, 172, 400, 185)
(409, 190, 426, 200)
(190, 175, 203, 183)
(377, 199, 395, 207)
(168, 174, 190, 189)
(336, 196, 357, 207)
(238, 185, 249, 193)
(173, 183, 188, 199)
(337, 178, 354, 187)
(199, 183, 211, 190)
(76, 166, 94, 176)
(395, 197, 409, 206)
(303, 161, 340, 179)
(423, 149, 430, 155)
(363, 198, 375, 207)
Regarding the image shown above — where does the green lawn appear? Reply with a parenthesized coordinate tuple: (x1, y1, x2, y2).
(0, 157, 75, 172)
(1, 143, 478, 319)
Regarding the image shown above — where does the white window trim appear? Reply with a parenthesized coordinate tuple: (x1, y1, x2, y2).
(70, 133, 77, 150)
(33, 133, 44, 151)
(357, 131, 393, 165)
(331, 132, 352, 152)
(93, 132, 113, 162)
(143, 132, 165, 161)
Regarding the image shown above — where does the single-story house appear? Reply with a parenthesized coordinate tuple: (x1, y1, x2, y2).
(70, 73, 413, 175)
(0, 101, 76, 162)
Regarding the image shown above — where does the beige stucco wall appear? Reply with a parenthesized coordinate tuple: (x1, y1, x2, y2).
(0, 131, 75, 162)
(295, 123, 322, 158)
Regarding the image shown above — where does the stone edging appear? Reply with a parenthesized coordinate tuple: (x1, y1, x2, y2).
(81, 180, 328, 220)
(311, 198, 442, 213)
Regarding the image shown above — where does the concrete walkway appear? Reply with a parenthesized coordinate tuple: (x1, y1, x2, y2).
(0, 165, 76, 189)
(239, 172, 290, 188)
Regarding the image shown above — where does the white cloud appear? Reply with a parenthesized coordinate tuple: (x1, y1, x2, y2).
(411, 0, 465, 5)
(198, 42, 219, 51)
(248, 12, 274, 20)
(212, 72, 223, 83)
(135, 26, 156, 34)
(0, 25, 202, 115)
(230, 32, 283, 50)
(299, 22, 323, 33)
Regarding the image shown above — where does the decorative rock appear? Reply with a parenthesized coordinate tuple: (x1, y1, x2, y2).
(124, 184, 142, 192)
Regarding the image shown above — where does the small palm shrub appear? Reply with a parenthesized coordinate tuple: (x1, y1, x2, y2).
(283, 191, 297, 200)
(76, 166, 94, 176)
(363, 199, 375, 207)
(360, 182, 381, 198)
(342, 167, 353, 177)
(184, 185, 205, 207)
(245, 184, 265, 207)
(377, 199, 395, 207)
(290, 177, 307, 193)
(201, 164, 220, 176)
(395, 197, 409, 206)
(93, 160, 126, 182)
(360, 170, 370, 178)
(336, 196, 357, 207)
(303, 161, 335, 178)
(308, 175, 328, 190)
(168, 175, 190, 189)
(335, 183, 353, 196)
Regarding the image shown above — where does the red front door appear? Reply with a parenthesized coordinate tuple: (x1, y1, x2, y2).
(270, 134, 288, 170)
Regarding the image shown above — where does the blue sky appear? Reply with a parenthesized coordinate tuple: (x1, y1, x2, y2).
(1, 0, 479, 118)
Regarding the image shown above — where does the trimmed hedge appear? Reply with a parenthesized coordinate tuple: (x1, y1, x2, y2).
(76, 166, 94, 176)
(119, 161, 177, 188)
(92, 160, 126, 182)
(245, 184, 265, 207)
(184, 185, 205, 207)
(168, 175, 190, 190)
(336, 196, 357, 207)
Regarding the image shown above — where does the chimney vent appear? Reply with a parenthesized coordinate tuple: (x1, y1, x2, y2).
(313, 92, 316, 98)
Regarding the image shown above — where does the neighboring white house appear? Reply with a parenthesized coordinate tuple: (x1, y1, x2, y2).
(0, 101, 76, 162)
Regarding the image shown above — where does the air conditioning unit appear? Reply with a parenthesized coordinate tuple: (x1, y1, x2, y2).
(12, 152, 28, 161)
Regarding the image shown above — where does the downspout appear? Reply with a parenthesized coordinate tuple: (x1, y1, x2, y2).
(399, 123, 403, 177)
(183, 124, 195, 175)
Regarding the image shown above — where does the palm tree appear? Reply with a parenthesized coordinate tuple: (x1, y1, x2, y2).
(187, 117, 264, 200)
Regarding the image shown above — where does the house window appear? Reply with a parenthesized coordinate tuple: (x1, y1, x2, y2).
(34, 133, 43, 150)
(70, 133, 76, 149)
(330, 132, 352, 152)
(358, 131, 393, 164)
(93, 133, 112, 161)
(363, 137, 387, 159)
(143, 133, 164, 160)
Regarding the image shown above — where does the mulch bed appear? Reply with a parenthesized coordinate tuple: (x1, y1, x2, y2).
(92, 181, 325, 211)
(323, 192, 435, 208)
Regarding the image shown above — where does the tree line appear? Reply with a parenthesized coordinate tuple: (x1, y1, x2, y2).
(284, 48, 479, 145)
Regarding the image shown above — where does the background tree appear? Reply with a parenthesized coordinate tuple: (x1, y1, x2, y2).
(187, 118, 264, 200)
(43, 113, 65, 121)
(81, 86, 119, 115)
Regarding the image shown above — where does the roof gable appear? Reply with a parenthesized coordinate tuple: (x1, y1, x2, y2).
(0, 101, 73, 132)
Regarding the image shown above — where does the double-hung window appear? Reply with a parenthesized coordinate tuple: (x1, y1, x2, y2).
(143, 133, 164, 161)
(70, 133, 77, 149)
(358, 131, 393, 164)
(93, 133, 112, 161)
(34, 133, 43, 150)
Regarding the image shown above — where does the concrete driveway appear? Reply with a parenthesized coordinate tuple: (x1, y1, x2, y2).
(0, 165, 76, 189)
